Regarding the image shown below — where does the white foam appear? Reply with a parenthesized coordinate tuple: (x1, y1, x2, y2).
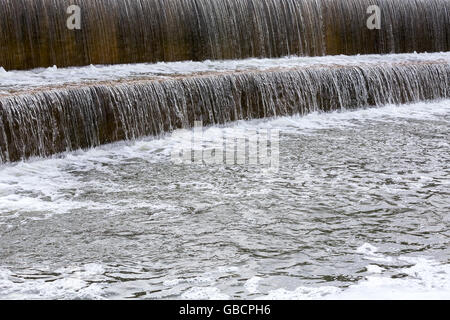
(163, 276, 214, 287)
(0, 158, 125, 225)
(0, 99, 449, 225)
(262, 286, 342, 300)
(356, 243, 394, 263)
(356, 243, 379, 255)
(181, 286, 230, 300)
(334, 257, 450, 300)
(244, 276, 263, 294)
(259, 248, 450, 300)
(366, 265, 385, 274)
(0, 264, 105, 299)
(1, 52, 449, 92)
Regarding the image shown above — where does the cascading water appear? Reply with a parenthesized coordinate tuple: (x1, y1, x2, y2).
(1, 0, 450, 301)
(0, 0, 449, 70)
(1, 58, 449, 163)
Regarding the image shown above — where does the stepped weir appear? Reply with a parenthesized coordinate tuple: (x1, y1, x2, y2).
(1, 58, 449, 162)
(0, 0, 449, 163)
(1, 0, 450, 302)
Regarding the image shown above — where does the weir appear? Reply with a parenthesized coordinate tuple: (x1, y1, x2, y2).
(1, 0, 449, 302)
(1, 1, 449, 163)
(1, 60, 449, 163)
(0, 0, 449, 70)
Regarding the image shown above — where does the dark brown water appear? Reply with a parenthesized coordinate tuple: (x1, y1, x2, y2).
(1, 0, 449, 70)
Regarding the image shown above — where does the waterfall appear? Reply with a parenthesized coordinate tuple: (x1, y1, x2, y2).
(0, 0, 449, 70)
(1, 61, 448, 163)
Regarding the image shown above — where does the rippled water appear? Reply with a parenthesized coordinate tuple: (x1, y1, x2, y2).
(0, 100, 449, 299)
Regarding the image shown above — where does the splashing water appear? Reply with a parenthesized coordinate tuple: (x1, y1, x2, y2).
(1, 56, 449, 163)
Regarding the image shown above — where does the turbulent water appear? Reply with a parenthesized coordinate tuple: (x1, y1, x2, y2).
(1, 0, 448, 302)
(0, 99, 449, 299)
(1, 0, 449, 70)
